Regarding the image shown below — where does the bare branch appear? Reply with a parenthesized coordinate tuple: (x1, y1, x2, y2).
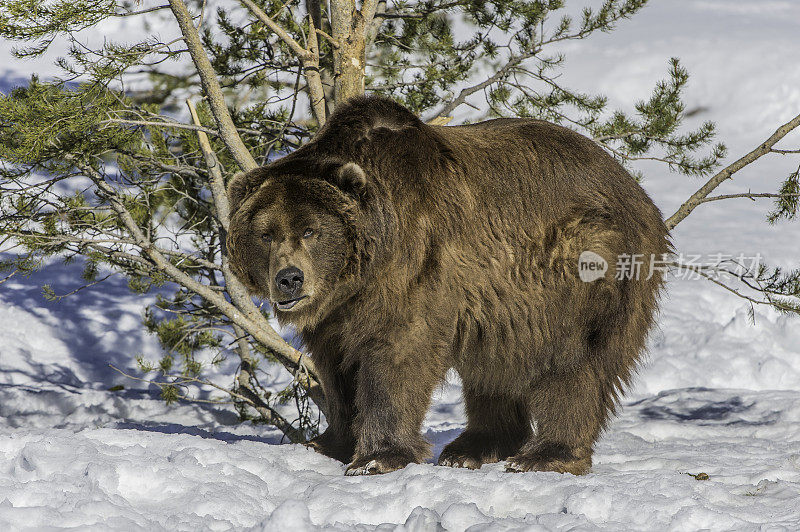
(0, 270, 18, 286)
(100, 118, 264, 137)
(100, 118, 219, 136)
(697, 192, 800, 205)
(666, 112, 800, 230)
(168, 0, 259, 171)
(239, 0, 308, 58)
(186, 100, 327, 412)
(115, 5, 171, 17)
(44, 274, 116, 302)
(434, 53, 532, 118)
(109, 364, 306, 443)
(315, 28, 339, 48)
(75, 161, 321, 399)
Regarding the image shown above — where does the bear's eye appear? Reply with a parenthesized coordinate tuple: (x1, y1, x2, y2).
(261, 233, 272, 244)
(303, 228, 315, 238)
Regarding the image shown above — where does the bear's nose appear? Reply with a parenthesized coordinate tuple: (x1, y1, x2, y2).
(275, 266, 304, 297)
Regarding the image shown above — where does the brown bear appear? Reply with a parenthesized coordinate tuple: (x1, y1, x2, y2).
(226, 95, 670, 476)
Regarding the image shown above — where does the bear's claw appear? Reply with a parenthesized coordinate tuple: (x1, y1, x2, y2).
(344, 459, 380, 476)
(344, 449, 417, 475)
(437, 453, 483, 470)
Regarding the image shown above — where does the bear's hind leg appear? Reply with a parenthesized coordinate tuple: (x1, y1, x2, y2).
(507, 362, 619, 475)
(439, 386, 531, 469)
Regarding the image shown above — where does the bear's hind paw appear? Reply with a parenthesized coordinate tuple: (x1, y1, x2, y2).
(506, 443, 592, 475)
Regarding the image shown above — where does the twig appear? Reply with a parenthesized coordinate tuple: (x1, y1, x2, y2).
(109, 364, 306, 443)
(315, 28, 339, 48)
(43, 274, 115, 301)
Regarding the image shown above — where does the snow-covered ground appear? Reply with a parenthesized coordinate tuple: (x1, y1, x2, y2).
(2, 0, 800, 529)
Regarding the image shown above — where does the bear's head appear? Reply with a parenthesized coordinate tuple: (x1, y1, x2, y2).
(226, 159, 369, 326)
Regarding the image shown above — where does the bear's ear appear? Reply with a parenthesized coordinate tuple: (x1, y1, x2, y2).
(227, 168, 269, 216)
(335, 162, 367, 194)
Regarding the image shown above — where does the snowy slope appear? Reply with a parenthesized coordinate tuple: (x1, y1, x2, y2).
(2, 0, 800, 530)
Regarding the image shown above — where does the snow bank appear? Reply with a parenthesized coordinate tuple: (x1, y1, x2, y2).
(1, 388, 798, 530)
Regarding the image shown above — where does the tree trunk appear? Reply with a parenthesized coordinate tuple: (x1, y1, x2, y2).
(330, 0, 366, 103)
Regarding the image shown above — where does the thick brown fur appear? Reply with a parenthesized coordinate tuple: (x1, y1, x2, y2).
(226, 96, 671, 476)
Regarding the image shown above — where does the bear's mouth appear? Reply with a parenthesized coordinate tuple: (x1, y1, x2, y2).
(275, 295, 308, 311)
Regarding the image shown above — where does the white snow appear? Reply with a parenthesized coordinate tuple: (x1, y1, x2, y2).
(2, 0, 800, 529)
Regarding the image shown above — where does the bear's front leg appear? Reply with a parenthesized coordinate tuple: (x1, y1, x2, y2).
(344, 351, 442, 476)
(304, 356, 358, 463)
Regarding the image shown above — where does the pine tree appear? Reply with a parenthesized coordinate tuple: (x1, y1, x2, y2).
(1, 0, 798, 439)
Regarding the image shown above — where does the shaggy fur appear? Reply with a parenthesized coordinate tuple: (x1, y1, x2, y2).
(227, 96, 671, 476)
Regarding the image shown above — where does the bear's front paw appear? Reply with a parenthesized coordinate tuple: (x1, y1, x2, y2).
(344, 449, 417, 476)
(505, 442, 591, 475)
(304, 431, 355, 463)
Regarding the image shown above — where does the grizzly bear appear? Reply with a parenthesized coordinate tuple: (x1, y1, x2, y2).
(226, 95, 670, 476)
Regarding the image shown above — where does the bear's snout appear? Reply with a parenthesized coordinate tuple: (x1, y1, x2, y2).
(275, 266, 305, 298)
